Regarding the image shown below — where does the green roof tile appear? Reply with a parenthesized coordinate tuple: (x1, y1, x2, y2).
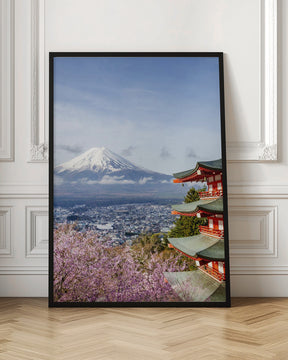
(172, 197, 223, 214)
(197, 239, 225, 261)
(208, 283, 226, 302)
(198, 197, 223, 214)
(173, 159, 222, 179)
(164, 270, 225, 302)
(168, 234, 225, 261)
(168, 234, 219, 257)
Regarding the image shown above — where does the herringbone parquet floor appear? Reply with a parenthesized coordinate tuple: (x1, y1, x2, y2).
(0, 298, 288, 360)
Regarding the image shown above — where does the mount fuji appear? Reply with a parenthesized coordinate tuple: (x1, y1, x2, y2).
(55, 147, 172, 186)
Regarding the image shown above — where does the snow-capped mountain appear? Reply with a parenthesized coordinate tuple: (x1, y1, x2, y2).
(55, 147, 172, 185)
(56, 147, 138, 174)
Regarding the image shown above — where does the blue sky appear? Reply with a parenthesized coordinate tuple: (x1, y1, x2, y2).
(54, 56, 222, 174)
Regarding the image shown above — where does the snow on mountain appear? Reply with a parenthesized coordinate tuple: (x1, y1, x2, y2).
(55, 147, 172, 185)
(56, 147, 139, 174)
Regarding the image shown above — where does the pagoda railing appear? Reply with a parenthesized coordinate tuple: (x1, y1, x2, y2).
(199, 189, 223, 199)
(199, 225, 224, 239)
(199, 264, 225, 282)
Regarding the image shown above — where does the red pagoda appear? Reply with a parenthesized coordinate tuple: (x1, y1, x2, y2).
(164, 159, 226, 302)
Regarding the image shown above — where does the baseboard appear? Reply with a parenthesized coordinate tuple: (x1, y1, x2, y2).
(0, 275, 48, 297)
(230, 275, 288, 297)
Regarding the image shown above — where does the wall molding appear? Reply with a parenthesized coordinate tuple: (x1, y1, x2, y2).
(228, 183, 288, 198)
(30, 143, 48, 162)
(229, 205, 277, 258)
(26, 206, 48, 257)
(0, 207, 12, 256)
(29, 0, 47, 162)
(0, 0, 14, 161)
(0, 183, 48, 198)
(231, 266, 288, 275)
(0, 266, 48, 275)
(227, 0, 277, 162)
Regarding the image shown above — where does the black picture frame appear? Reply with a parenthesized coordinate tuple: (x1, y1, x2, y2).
(49, 52, 231, 308)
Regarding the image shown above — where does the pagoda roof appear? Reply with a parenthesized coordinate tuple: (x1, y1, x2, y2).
(168, 234, 225, 261)
(206, 282, 226, 302)
(164, 270, 225, 302)
(197, 239, 225, 261)
(173, 159, 222, 181)
(172, 197, 223, 215)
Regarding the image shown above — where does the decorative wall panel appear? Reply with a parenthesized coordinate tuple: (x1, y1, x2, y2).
(29, 0, 47, 162)
(0, 207, 12, 256)
(26, 206, 48, 257)
(0, 0, 14, 161)
(229, 205, 277, 257)
(226, 0, 277, 161)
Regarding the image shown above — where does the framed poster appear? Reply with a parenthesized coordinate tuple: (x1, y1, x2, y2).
(49, 52, 230, 307)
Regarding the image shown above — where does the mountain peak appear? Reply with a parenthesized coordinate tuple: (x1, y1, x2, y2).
(85, 147, 108, 154)
(56, 147, 139, 174)
(55, 146, 173, 187)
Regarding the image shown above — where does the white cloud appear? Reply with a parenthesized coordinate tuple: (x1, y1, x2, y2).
(85, 180, 98, 185)
(138, 177, 153, 185)
(58, 144, 84, 154)
(82, 175, 136, 185)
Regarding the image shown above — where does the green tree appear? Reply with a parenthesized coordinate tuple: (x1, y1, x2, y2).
(184, 187, 200, 203)
(168, 187, 207, 238)
(131, 232, 196, 270)
(132, 233, 168, 254)
(184, 185, 207, 203)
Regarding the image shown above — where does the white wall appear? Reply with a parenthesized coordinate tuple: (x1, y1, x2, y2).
(0, 0, 287, 296)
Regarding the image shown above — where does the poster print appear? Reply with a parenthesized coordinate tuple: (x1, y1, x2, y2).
(49, 53, 230, 307)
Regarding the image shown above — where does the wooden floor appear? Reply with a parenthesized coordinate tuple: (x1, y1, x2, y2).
(0, 298, 288, 360)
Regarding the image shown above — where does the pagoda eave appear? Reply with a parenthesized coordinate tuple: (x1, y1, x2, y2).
(173, 168, 221, 183)
(173, 159, 222, 182)
(197, 239, 225, 261)
(171, 209, 218, 217)
(168, 244, 206, 261)
(164, 270, 225, 302)
(168, 234, 225, 261)
(171, 210, 199, 217)
(171, 197, 223, 216)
